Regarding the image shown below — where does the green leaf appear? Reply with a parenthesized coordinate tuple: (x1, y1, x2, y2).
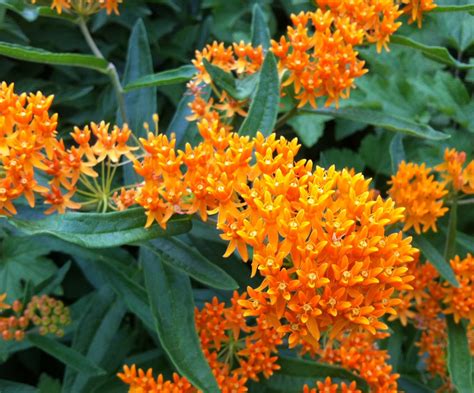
(238, 51, 280, 137)
(0, 41, 108, 72)
(261, 356, 369, 393)
(251, 3, 270, 50)
(124, 65, 196, 91)
(65, 288, 126, 393)
(27, 334, 106, 377)
(8, 208, 191, 249)
(0, 379, 37, 393)
(38, 374, 61, 393)
(398, 376, 434, 393)
(432, 4, 474, 12)
(79, 255, 154, 330)
(119, 19, 157, 136)
(142, 249, 220, 393)
(391, 36, 474, 70)
(203, 59, 239, 98)
(302, 107, 449, 140)
(444, 198, 458, 261)
(447, 316, 473, 393)
(413, 236, 459, 287)
(389, 134, 405, 173)
(319, 148, 365, 173)
(288, 113, 330, 148)
(34, 260, 71, 296)
(0, 236, 56, 299)
(145, 237, 238, 290)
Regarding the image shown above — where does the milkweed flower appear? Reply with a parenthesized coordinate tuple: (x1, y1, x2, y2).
(118, 292, 281, 392)
(436, 148, 474, 194)
(401, 0, 437, 27)
(388, 161, 448, 234)
(303, 377, 361, 393)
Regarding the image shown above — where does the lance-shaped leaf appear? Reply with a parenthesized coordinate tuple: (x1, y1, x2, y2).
(447, 316, 473, 393)
(124, 65, 196, 91)
(302, 107, 449, 140)
(391, 36, 474, 70)
(142, 248, 220, 393)
(389, 133, 405, 173)
(238, 51, 280, 137)
(413, 237, 459, 287)
(251, 3, 271, 50)
(144, 237, 238, 290)
(0, 379, 37, 393)
(0, 41, 108, 72)
(27, 334, 106, 377)
(8, 208, 191, 249)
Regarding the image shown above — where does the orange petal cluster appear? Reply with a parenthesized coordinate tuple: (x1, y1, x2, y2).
(316, 332, 400, 393)
(303, 377, 361, 393)
(436, 148, 474, 194)
(0, 294, 71, 341)
(388, 161, 448, 234)
(31, 0, 122, 15)
(401, 0, 437, 27)
(118, 292, 281, 392)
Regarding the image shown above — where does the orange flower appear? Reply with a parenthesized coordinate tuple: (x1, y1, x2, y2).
(303, 377, 361, 393)
(32, 0, 122, 15)
(402, 0, 437, 27)
(435, 148, 466, 191)
(388, 161, 448, 233)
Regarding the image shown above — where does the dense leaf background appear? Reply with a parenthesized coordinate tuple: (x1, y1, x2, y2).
(0, 0, 474, 391)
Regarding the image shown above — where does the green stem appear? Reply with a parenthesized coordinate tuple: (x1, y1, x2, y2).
(444, 194, 458, 261)
(275, 106, 297, 129)
(78, 17, 128, 123)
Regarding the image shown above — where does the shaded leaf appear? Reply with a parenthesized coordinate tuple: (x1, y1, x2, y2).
(447, 316, 473, 393)
(145, 237, 238, 290)
(251, 3, 270, 50)
(124, 65, 196, 91)
(390, 134, 405, 173)
(8, 208, 191, 249)
(238, 51, 279, 137)
(27, 334, 105, 377)
(142, 248, 220, 393)
(0, 41, 108, 72)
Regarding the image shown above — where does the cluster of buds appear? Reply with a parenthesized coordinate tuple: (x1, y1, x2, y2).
(0, 294, 71, 341)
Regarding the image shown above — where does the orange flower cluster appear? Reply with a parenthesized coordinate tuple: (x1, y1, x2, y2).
(0, 294, 71, 341)
(31, 0, 122, 15)
(316, 332, 400, 393)
(132, 117, 417, 348)
(118, 292, 281, 392)
(274, 11, 367, 108)
(389, 148, 474, 235)
(303, 377, 361, 393)
(388, 161, 448, 234)
(436, 148, 474, 194)
(0, 82, 138, 216)
(401, 0, 437, 27)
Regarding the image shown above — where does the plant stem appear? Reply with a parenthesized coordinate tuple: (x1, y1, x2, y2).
(275, 106, 297, 129)
(444, 193, 458, 261)
(78, 17, 128, 123)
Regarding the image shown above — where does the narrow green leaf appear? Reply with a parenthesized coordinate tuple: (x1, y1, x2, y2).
(66, 289, 126, 393)
(454, 229, 474, 251)
(432, 5, 474, 13)
(238, 51, 279, 137)
(38, 374, 61, 393)
(124, 65, 196, 91)
(0, 0, 77, 22)
(413, 237, 459, 286)
(142, 249, 220, 393)
(389, 134, 405, 173)
(391, 36, 474, 70)
(261, 356, 369, 393)
(302, 107, 449, 140)
(80, 256, 154, 330)
(34, 260, 71, 296)
(251, 4, 270, 50)
(203, 59, 238, 97)
(398, 376, 434, 393)
(0, 379, 37, 393)
(0, 41, 108, 72)
(444, 198, 458, 261)
(27, 334, 105, 377)
(447, 316, 473, 393)
(145, 237, 238, 290)
(8, 208, 191, 249)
